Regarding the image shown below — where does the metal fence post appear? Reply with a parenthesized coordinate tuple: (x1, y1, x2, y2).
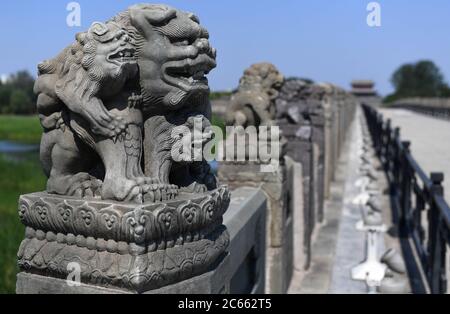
(399, 141, 411, 235)
(428, 173, 446, 294)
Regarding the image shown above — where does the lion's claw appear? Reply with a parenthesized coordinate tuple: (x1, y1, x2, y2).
(143, 183, 179, 203)
(50, 173, 102, 199)
(178, 182, 207, 194)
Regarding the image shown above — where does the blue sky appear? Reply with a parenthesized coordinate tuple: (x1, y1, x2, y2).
(1, 0, 450, 95)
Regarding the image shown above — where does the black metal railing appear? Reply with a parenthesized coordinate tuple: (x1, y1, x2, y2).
(362, 104, 450, 294)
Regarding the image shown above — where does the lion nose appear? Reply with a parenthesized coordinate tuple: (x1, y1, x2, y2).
(194, 38, 215, 58)
(194, 38, 207, 50)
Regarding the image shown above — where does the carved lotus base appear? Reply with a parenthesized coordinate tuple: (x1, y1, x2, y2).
(16, 186, 230, 293)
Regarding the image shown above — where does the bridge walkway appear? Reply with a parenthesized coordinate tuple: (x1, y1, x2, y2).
(379, 108, 450, 203)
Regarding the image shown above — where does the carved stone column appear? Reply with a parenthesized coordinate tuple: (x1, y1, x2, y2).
(219, 160, 292, 294)
(275, 80, 325, 270)
(16, 4, 230, 294)
(218, 63, 293, 294)
(275, 122, 315, 270)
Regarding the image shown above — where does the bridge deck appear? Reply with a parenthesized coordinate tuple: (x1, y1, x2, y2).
(289, 108, 405, 293)
(379, 109, 450, 203)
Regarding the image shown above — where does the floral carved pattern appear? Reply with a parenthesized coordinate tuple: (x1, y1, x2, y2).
(17, 186, 229, 244)
(17, 225, 229, 293)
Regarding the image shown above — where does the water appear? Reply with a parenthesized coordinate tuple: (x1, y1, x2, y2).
(0, 141, 39, 153)
(0, 141, 39, 163)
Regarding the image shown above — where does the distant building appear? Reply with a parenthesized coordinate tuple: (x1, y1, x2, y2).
(351, 80, 382, 107)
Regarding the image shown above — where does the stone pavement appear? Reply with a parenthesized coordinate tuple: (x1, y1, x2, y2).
(379, 108, 450, 203)
(328, 113, 369, 293)
(289, 107, 404, 294)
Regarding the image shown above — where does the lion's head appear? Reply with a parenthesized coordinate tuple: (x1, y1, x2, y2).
(39, 21, 138, 89)
(226, 63, 284, 128)
(238, 63, 284, 100)
(77, 21, 138, 86)
(111, 4, 217, 112)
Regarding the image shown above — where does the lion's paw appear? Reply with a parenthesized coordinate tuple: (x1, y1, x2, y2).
(178, 182, 208, 194)
(49, 173, 102, 199)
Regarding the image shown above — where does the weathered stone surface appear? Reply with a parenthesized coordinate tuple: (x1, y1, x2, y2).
(218, 63, 292, 293)
(225, 63, 284, 128)
(265, 238, 293, 294)
(218, 159, 292, 294)
(276, 80, 357, 221)
(219, 162, 286, 247)
(285, 157, 306, 272)
(17, 253, 230, 294)
(35, 3, 219, 203)
(224, 187, 267, 294)
(17, 3, 230, 294)
(17, 188, 230, 293)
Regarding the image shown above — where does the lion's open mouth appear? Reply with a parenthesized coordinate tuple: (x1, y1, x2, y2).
(108, 48, 137, 63)
(163, 54, 216, 91)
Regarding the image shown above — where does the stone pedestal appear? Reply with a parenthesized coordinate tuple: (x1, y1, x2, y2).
(16, 188, 230, 294)
(218, 161, 293, 294)
(17, 253, 230, 294)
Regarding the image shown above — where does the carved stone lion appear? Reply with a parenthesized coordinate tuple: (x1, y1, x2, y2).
(35, 4, 217, 203)
(18, 4, 230, 293)
(225, 62, 284, 128)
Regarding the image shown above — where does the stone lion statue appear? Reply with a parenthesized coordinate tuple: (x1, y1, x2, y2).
(225, 62, 284, 128)
(35, 4, 217, 203)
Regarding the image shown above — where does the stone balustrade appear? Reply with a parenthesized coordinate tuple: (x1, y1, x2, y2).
(14, 2, 358, 293)
(216, 64, 357, 293)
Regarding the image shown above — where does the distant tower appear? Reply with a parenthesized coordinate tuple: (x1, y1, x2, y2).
(351, 80, 381, 107)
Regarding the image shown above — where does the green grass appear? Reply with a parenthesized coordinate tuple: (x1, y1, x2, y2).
(0, 115, 42, 144)
(0, 114, 44, 293)
(211, 114, 226, 135)
(0, 154, 46, 293)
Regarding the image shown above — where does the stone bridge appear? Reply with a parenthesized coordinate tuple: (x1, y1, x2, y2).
(205, 72, 450, 294)
(14, 4, 450, 295)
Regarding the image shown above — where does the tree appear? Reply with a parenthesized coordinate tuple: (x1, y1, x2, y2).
(0, 86, 12, 113)
(0, 70, 37, 114)
(9, 89, 33, 114)
(385, 60, 449, 103)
